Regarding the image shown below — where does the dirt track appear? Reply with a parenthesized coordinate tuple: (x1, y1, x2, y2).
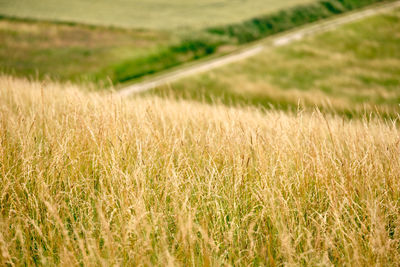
(119, 1, 400, 97)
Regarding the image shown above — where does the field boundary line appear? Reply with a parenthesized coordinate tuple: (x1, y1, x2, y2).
(118, 1, 400, 97)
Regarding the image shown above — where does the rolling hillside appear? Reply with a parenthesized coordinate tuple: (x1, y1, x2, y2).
(1, 1, 399, 266)
(150, 7, 400, 118)
(0, 0, 390, 85)
(0, 0, 400, 267)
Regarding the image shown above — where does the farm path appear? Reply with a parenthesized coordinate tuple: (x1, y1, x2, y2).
(118, 1, 400, 97)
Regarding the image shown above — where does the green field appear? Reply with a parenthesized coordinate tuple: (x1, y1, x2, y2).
(0, 0, 318, 85)
(0, 19, 173, 85)
(150, 8, 400, 118)
(0, 0, 316, 30)
(0, 0, 389, 85)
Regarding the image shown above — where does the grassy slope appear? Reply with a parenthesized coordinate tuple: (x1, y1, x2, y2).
(151, 8, 400, 118)
(0, 75, 399, 265)
(0, 0, 316, 30)
(0, 19, 172, 85)
(0, 0, 390, 86)
(0, 0, 320, 86)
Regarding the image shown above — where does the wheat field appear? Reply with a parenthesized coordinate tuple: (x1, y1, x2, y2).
(0, 75, 399, 266)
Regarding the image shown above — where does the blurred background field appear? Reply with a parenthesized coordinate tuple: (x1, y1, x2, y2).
(0, 0, 316, 30)
(0, 0, 319, 85)
(0, 19, 172, 85)
(0, 0, 388, 86)
(150, 8, 400, 118)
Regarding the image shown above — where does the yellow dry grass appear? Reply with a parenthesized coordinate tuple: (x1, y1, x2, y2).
(0, 75, 399, 266)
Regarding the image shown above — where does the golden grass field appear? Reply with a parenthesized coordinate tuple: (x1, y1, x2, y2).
(1, 75, 399, 265)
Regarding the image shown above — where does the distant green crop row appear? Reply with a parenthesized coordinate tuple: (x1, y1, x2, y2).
(207, 0, 389, 43)
(107, 34, 225, 83)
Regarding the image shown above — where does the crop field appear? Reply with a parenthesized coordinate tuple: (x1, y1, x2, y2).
(151, 8, 400, 118)
(0, 0, 389, 85)
(0, 0, 316, 30)
(0, 19, 172, 85)
(1, 75, 399, 265)
(0, 0, 320, 85)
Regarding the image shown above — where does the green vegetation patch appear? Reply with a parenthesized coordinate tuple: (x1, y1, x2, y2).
(108, 34, 227, 83)
(149, 8, 400, 118)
